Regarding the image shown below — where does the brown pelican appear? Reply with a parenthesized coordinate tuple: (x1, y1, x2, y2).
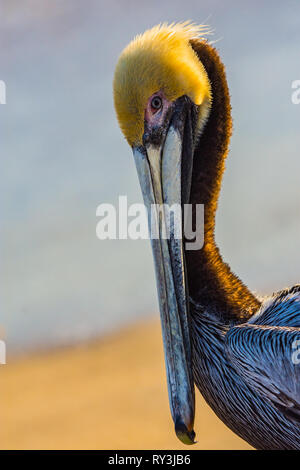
(113, 22, 300, 449)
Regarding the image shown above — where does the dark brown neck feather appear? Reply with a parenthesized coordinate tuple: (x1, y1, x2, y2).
(186, 39, 260, 323)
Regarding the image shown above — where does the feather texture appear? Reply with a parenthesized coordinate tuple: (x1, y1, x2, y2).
(113, 22, 212, 146)
(191, 287, 300, 449)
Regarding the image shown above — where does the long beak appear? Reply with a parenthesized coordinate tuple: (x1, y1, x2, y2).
(133, 100, 196, 444)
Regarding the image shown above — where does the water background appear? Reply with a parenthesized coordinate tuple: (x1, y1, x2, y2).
(1, 0, 300, 352)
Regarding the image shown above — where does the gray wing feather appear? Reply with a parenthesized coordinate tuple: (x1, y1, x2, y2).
(225, 324, 300, 423)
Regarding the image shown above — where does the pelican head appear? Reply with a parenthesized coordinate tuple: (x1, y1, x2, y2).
(113, 22, 212, 444)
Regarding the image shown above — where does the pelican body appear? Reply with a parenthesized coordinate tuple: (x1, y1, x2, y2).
(113, 23, 300, 449)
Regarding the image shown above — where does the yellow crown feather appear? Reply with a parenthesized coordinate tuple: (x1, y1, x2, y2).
(113, 22, 212, 146)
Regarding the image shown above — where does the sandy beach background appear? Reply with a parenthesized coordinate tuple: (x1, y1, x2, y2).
(1, 318, 251, 450)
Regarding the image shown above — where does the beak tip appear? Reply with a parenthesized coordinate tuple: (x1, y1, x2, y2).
(175, 417, 196, 445)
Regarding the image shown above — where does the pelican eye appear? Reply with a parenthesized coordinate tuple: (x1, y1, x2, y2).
(151, 96, 162, 112)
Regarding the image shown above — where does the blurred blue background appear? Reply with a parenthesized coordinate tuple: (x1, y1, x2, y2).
(1, 0, 300, 352)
